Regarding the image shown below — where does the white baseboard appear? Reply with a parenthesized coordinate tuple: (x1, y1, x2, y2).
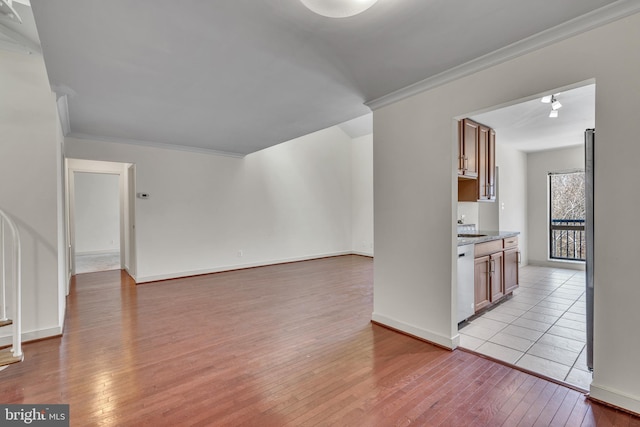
(0, 326, 63, 347)
(352, 251, 374, 257)
(372, 312, 456, 349)
(136, 251, 355, 283)
(124, 266, 137, 282)
(76, 249, 120, 256)
(528, 259, 585, 271)
(590, 383, 640, 415)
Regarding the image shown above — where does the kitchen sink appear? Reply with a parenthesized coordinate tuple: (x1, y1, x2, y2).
(457, 233, 488, 238)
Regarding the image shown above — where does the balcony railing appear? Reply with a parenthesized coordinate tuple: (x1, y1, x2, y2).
(550, 219, 585, 261)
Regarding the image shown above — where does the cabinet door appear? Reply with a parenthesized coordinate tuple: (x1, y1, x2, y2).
(458, 120, 465, 175)
(490, 251, 504, 302)
(461, 119, 478, 178)
(487, 128, 496, 201)
(474, 256, 490, 312)
(504, 247, 519, 294)
(478, 125, 489, 199)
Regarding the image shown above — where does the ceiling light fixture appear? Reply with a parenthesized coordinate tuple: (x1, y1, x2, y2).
(542, 94, 562, 118)
(0, 0, 22, 23)
(300, 0, 378, 18)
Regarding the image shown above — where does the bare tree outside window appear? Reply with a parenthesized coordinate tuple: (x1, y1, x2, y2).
(549, 171, 586, 261)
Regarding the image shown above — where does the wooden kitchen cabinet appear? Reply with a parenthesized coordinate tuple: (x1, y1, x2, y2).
(473, 237, 519, 314)
(458, 119, 478, 178)
(474, 256, 490, 311)
(503, 236, 520, 294)
(490, 251, 504, 302)
(458, 119, 496, 202)
(478, 126, 496, 201)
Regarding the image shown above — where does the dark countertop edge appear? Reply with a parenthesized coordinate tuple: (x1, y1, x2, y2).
(457, 230, 520, 246)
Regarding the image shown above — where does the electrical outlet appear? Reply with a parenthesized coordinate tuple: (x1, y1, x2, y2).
(237, 250, 243, 257)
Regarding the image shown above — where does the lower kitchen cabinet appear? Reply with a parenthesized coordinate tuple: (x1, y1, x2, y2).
(490, 251, 504, 302)
(474, 256, 490, 311)
(473, 237, 519, 314)
(504, 247, 520, 294)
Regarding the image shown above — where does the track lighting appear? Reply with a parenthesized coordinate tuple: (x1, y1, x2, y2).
(542, 94, 562, 118)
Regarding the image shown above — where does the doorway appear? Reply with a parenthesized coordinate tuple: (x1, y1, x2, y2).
(73, 172, 120, 274)
(67, 159, 136, 280)
(455, 81, 594, 390)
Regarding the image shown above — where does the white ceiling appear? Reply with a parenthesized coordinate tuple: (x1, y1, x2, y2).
(471, 84, 596, 152)
(19, 1, 630, 155)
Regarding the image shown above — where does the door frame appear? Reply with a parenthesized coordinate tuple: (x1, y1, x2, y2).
(66, 159, 136, 287)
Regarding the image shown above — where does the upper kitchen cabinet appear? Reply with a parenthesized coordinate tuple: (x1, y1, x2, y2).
(458, 119, 496, 202)
(458, 119, 479, 178)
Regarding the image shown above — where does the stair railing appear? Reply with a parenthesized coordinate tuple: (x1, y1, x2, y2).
(0, 208, 22, 359)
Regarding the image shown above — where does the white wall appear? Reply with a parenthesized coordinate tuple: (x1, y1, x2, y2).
(527, 145, 584, 268)
(65, 125, 357, 282)
(373, 12, 640, 412)
(0, 49, 62, 344)
(478, 197, 499, 230)
(351, 134, 374, 256)
(497, 144, 528, 265)
(457, 202, 478, 226)
(73, 173, 120, 254)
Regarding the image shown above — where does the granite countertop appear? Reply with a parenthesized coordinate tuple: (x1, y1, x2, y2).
(457, 230, 520, 246)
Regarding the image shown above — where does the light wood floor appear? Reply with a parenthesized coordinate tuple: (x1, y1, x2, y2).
(0, 255, 637, 426)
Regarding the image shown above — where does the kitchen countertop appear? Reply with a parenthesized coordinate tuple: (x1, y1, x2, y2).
(457, 230, 519, 246)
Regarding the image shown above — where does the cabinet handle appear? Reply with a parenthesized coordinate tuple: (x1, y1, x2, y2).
(517, 251, 521, 264)
(490, 259, 495, 273)
(464, 157, 468, 170)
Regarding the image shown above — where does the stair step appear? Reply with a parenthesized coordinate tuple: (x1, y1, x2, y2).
(0, 319, 12, 327)
(0, 348, 22, 367)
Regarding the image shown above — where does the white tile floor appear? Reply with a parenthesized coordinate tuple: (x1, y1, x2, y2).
(458, 265, 592, 390)
(75, 252, 121, 274)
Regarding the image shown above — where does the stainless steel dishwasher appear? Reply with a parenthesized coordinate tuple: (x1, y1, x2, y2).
(457, 244, 475, 323)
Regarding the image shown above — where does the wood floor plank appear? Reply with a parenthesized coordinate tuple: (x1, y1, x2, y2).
(550, 389, 583, 426)
(533, 385, 571, 427)
(0, 256, 637, 426)
(517, 381, 560, 426)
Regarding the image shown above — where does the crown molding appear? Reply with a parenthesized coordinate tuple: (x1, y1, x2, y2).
(0, 21, 40, 55)
(56, 94, 70, 136)
(66, 132, 246, 159)
(366, 0, 640, 111)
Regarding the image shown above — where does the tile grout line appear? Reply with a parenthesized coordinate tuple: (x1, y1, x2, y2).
(461, 267, 589, 387)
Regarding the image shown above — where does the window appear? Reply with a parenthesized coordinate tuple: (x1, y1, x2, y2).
(549, 171, 586, 261)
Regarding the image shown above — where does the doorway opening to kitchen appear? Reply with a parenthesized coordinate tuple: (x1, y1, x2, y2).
(455, 80, 595, 391)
